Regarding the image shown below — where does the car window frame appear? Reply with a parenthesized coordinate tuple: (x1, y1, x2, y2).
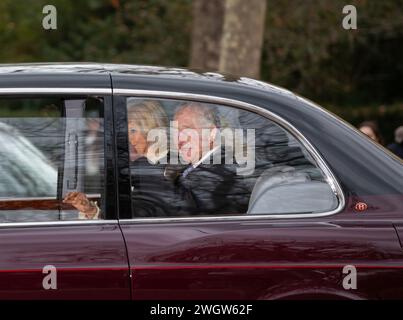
(0, 88, 118, 227)
(114, 89, 345, 223)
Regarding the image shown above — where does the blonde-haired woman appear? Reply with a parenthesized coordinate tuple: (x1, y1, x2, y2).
(64, 99, 170, 219)
(127, 99, 169, 162)
(127, 99, 184, 217)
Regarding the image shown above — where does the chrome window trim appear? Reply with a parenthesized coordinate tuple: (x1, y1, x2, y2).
(0, 87, 111, 227)
(114, 89, 346, 223)
(0, 88, 111, 95)
(0, 220, 118, 229)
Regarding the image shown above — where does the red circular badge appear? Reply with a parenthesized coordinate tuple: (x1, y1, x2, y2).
(354, 202, 368, 212)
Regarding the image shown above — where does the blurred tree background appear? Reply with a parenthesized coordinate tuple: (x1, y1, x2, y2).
(0, 0, 401, 144)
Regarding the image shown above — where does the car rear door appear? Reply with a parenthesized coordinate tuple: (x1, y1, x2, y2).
(113, 90, 403, 300)
(0, 84, 130, 299)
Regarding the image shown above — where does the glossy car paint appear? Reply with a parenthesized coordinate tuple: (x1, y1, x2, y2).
(0, 63, 401, 299)
(0, 223, 130, 299)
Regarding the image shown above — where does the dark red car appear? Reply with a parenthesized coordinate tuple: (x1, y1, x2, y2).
(0, 63, 401, 300)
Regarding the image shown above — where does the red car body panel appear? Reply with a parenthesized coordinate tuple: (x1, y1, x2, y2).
(0, 224, 130, 299)
(122, 195, 403, 300)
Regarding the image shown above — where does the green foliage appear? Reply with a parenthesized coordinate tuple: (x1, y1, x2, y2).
(263, 0, 403, 105)
(0, 0, 191, 65)
(0, 0, 401, 143)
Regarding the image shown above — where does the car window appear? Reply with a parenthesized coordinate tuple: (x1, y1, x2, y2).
(0, 97, 105, 222)
(126, 97, 338, 218)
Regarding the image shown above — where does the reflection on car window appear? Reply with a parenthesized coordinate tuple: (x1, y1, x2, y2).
(0, 97, 105, 223)
(126, 98, 338, 218)
(0, 119, 59, 198)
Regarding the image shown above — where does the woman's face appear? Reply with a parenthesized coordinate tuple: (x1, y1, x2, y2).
(360, 126, 378, 142)
(128, 121, 147, 159)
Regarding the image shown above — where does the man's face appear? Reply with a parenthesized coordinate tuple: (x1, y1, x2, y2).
(175, 108, 214, 164)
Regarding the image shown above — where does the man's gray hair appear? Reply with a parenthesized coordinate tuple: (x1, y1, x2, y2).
(174, 102, 219, 128)
(395, 126, 403, 144)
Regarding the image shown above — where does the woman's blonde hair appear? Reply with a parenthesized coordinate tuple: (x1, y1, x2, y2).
(127, 99, 169, 162)
(127, 99, 168, 132)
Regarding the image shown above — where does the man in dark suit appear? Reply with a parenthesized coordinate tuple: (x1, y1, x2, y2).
(167, 102, 252, 216)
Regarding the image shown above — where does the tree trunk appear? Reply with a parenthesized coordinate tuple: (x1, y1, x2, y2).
(189, 0, 225, 71)
(219, 0, 267, 79)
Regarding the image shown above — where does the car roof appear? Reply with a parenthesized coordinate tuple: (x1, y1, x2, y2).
(0, 62, 297, 99)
